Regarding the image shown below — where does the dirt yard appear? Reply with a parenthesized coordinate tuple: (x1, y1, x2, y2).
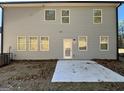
(0, 60, 124, 91)
(95, 59, 124, 76)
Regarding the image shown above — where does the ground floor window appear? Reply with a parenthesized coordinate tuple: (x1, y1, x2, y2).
(16, 35, 110, 52)
(100, 36, 109, 51)
(78, 36, 87, 51)
(17, 36, 26, 51)
(29, 36, 38, 51)
(40, 36, 49, 51)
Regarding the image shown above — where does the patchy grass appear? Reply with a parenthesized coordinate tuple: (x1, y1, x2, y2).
(0, 60, 124, 91)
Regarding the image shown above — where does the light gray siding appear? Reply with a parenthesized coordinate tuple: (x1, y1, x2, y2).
(3, 6, 117, 60)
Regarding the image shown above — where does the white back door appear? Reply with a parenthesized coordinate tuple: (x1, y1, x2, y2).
(63, 39, 72, 59)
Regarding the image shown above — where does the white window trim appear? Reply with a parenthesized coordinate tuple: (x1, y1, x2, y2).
(93, 9, 102, 24)
(44, 9, 56, 21)
(78, 36, 88, 51)
(61, 9, 70, 24)
(99, 36, 109, 51)
(40, 36, 49, 51)
(29, 36, 38, 51)
(17, 36, 26, 51)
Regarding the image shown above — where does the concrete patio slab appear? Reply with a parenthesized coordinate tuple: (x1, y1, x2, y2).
(51, 60, 124, 82)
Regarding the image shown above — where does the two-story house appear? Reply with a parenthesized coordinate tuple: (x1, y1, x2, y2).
(0, 1, 121, 60)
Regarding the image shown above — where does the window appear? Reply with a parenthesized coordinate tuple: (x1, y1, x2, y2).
(17, 36, 26, 51)
(45, 10, 55, 21)
(93, 9, 102, 24)
(61, 10, 70, 24)
(78, 36, 87, 51)
(29, 36, 38, 51)
(100, 36, 109, 51)
(40, 36, 49, 51)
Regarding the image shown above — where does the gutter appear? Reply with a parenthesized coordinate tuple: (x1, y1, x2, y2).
(0, 1, 121, 4)
(116, 3, 122, 60)
(0, 1, 121, 8)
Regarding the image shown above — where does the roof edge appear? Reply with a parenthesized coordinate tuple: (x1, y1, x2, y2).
(0, 1, 122, 4)
(0, 1, 121, 8)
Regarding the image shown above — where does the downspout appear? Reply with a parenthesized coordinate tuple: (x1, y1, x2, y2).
(116, 3, 122, 60)
(0, 6, 4, 54)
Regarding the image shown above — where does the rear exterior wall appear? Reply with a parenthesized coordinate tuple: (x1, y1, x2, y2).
(3, 6, 117, 60)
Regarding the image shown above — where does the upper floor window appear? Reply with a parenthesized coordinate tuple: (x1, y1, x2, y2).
(78, 36, 87, 51)
(45, 9, 55, 21)
(17, 36, 26, 51)
(93, 9, 102, 24)
(40, 36, 49, 51)
(100, 36, 109, 51)
(29, 36, 38, 51)
(61, 9, 70, 24)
